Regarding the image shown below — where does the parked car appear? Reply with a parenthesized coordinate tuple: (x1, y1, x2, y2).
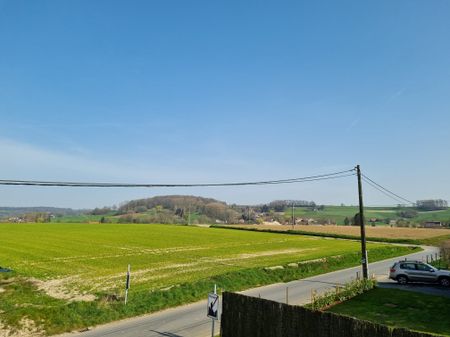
(389, 260, 450, 287)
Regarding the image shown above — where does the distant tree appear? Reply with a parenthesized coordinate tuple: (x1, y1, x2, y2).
(175, 208, 184, 217)
(268, 200, 317, 212)
(269, 200, 287, 212)
(135, 206, 147, 213)
(353, 213, 366, 226)
(23, 212, 51, 223)
(398, 209, 418, 218)
(91, 207, 112, 215)
(241, 207, 256, 222)
(272, 213, 285, 224)
(416, 199, 448, 211)
(343, 217, 350, 226)
(261, 204, 270, 213)
(396, 219, 410, 227)
(197, 215, 212, 224)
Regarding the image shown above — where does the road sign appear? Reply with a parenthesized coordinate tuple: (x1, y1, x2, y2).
(207, 292, 219, 320)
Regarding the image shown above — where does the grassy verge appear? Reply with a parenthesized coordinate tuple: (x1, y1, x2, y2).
(0, 245, 419, 335)
(212, 225, 424, 245)
(327, 287, 450, 336)
(431, 257, 450, 270)
(420, 234, 450, 247)
(305, 278, 377, 311)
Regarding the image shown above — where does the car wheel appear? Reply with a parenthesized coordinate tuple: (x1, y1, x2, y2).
(439, 277, 450, 287)
(397, 275, 408, 285)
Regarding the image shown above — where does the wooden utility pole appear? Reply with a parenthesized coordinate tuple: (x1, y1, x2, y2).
(356, 165, 369, 279)
(291, 203, 295, 230)
(188, 206, 191, 226)
(124, 264, 131, 304)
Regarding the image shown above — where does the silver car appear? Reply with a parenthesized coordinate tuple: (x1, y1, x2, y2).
(389, 260, 450, 287)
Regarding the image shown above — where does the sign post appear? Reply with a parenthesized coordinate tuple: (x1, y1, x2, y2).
(207, 284, 219, 337)
(124, 264, 131, 305)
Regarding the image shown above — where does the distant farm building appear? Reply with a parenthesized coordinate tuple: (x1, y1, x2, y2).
(423, 221, 442, 228)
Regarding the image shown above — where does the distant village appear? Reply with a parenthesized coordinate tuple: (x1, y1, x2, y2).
(2, 198, 448, 228)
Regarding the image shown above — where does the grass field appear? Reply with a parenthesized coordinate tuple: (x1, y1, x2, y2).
(0, 223, 387, 293)
(327, 288, 450, 336)
(0, 223, 419, 335)
(51, 214, 108, 223)
(284, 205, 450, 225)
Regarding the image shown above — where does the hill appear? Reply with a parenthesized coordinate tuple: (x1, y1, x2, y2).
(115, 195, 241, 224)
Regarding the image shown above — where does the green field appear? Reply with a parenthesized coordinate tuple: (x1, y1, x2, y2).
(285, 205, 450, 225)
(327, 288, 450, 336)
(0, 223, 419, 335)
(0, 223, 382, 293)
(51, 213, 110, 223)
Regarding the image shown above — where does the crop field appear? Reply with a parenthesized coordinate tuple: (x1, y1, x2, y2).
(0, 223, 419, 335)
(0, 223, 377, 295)
(233, 224, 450, 240)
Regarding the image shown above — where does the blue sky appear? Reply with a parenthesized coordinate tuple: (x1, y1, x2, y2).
(0, 0, 449, 208)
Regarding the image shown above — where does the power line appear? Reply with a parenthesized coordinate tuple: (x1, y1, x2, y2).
(362, 174, 415, 205)
(0, 169, 356, 188)
(362, 177, 408, 205)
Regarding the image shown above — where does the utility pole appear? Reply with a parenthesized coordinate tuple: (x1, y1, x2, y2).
(124, 264, 131, 304)
(188, 206, 191, 226)
(356, 165, 368, 279)
(291, 202, 295, 230)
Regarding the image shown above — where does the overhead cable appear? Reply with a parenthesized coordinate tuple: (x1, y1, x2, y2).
(0, 169, 356, 188)
(362, 174, 415, 205)
(362, 177, 409, 205)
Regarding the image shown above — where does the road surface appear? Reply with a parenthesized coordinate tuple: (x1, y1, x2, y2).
(60, 245, 438, 337)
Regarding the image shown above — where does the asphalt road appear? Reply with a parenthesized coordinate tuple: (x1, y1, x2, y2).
(60, 245, 439, 337)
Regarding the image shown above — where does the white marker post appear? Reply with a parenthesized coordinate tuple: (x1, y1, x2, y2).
(124, 264, 131, 305)
(207, 284, 219, 337)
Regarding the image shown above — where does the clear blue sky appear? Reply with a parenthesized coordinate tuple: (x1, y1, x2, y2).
(0, 0, 449, 208)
